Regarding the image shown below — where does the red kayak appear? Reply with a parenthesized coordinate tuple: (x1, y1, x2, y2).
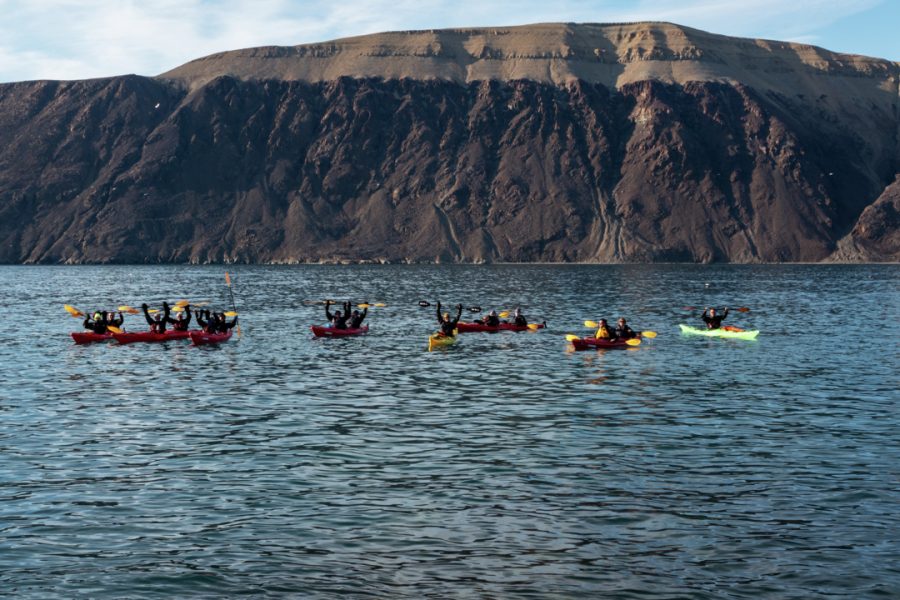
(310, 325, 369, 337)
(190, 330, 233, 346)
(456, 322, 546, 333)
(112, 329, 195, 344)
(71, 332, 113, 344)
(570, 336, 641, 350)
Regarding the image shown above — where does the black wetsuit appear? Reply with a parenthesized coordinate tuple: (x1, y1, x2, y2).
(218, 316, 238, 334)
(702, 308, 729, 330)
(167, 305, 192, 332)
(484, 314, 500, 327)
(83, 314, 107, 334)
(615, 324, 637, 339)
(326, 302, 351, 329)
(143, 303, 169, 333)
(514, 314, 528, 326)
(348, 307, 367, 329)
(436, 302, 463, 336)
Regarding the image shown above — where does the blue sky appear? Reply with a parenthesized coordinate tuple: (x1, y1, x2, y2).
(0, 0, 897, 83)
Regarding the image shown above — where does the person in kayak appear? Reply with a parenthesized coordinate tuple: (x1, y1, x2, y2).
(106, 311, 124, 329)
(614, 317, 637, 340)
(83, 311, 108, 334)
(436, 302, 463, 336)
(325, 300, 352, 330)
(702, 307, 729, 330)
(594, 318, 613, 339)
(167, 304, 192, 332)
(481, 310, 501, 327)
(216, 312, 238, 334)
(348, 306, 367, 329)
(196, 309, 215, 333)
(142, 302, 170, 333)
(513, 307, 527, 327)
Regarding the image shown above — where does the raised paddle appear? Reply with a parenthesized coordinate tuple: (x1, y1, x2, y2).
(584, 320, 599, 328)
(225, 272, 242, 338)
(117, 305, 140, 314)
(64, 304, 85, 318)
(565, 334, 581, 342)
(174, 300, 190, 308)
(224, 311, 239, 317)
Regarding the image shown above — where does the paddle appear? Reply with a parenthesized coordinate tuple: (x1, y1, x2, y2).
(64, 304, 85, 318)
(357, 302, 387, 309)
(107, 325, 123, 334)
(527, 323, 542, 331)
(117, 305, 141, 314)
(736, 307, 751, 313)
(175, 300, 190, 308)
(565, 334, 581, 342)
(225, 272, 242, 338)
(224, 311, 239, 317)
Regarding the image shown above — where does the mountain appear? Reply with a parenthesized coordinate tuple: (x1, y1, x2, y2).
(0, 22, 897, 263)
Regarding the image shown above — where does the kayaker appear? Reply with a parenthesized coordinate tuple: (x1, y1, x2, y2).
(614, 317, 637, 340)
(325, 300, 351, 329)
(513, 307, 527, 327)
(215, 312, 238, 334)
(106, 311, 124, 329)
(83, 311, 108, 334)
(436, 302, 463, 336)
(196, 309, 214, 333)
(481, 310, 500, 327)
(594, 318, 613, 339)
(702, 307, 729, 330)
(167, 305, 192, 332)
(142, 302, 169, 333)
(348, 307, 367, 329)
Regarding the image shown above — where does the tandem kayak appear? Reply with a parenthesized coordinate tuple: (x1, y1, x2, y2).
(679, 324, 759, 340)
(71, 332, 113, 344)
(111, 330, 194, 344)
(456, 322, 546, 333)
(570, 336, 640, 350)
(310, 325, 369, 337)
(428, 332, 456, 351)
(189, 330, 233, 346)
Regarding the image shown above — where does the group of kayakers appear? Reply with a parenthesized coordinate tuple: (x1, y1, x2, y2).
(324, 300, 368, 330)
(81, 302, 238, 335)
(591, 317, 637, 341)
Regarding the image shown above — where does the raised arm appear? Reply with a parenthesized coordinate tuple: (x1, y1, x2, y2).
(436, 301, 443, 324)
(452, 303, 463, 325)
(325, 300, 334, 322)
(142, 303, 154, 326)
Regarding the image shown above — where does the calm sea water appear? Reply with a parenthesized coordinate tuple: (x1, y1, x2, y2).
(1, 264, 898, 598)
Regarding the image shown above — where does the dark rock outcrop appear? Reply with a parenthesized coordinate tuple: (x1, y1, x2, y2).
(0, 22, 898, 263)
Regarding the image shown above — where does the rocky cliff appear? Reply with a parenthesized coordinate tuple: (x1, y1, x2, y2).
(0, 22, 897, 263)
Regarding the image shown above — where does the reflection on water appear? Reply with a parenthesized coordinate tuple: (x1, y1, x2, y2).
(0, 264, 898, 598)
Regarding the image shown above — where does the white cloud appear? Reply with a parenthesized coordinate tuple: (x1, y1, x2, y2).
(0, 0, 889, 83)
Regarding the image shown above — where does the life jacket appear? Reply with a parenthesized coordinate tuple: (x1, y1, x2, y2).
(595, 326, 611, 339)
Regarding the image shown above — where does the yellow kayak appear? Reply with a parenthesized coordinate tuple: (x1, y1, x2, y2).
(428, 331, 457, 351)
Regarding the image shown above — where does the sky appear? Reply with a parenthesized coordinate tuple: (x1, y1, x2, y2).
(0, 0, 898, 83)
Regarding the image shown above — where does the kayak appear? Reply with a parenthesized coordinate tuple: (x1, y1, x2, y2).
(456, 322, 546, 333)
(428, 332, 456, 351)
(310, 325, 369, 337)
(570, 336, 639, 350)
(111, 330, 194, 344)
(190, 330, 233, 346)
(679, 324, 759, 340)
(71, 331, 113, 344)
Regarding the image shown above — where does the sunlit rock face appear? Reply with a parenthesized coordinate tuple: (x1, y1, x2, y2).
(0, 22, 897, 263)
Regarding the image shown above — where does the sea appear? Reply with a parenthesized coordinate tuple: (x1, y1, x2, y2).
(1, 264, 898, 598)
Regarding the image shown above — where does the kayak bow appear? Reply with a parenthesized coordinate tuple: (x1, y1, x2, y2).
(679, 324, 759, 339)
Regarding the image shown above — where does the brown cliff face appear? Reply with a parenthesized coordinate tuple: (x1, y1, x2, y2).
(0, 22, 898, 263)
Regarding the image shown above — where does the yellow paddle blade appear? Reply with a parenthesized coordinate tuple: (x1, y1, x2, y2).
(64, 304, 83, 316)
(117, 305, 133, 312)
(373, 302, 387, 307)
(584, 320, 598, 328)
(172, 306, 185, 313)
(175, 300, 190, 307)
(193, 301, 210, 307)
(225, 272, 231, 285)
(527, 323, 541, 330)
(357, 303, 371, 309)
(565, 334, 581, 342)
(626, 338, 641, 346)
(641, 331, 657, 339)
(107, 325, 123, 334)
(147, 309, 159, 314)
(498, 311, 510, 318)
(224, 311, 238, 317)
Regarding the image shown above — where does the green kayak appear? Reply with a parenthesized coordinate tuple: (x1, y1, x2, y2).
(679, 324, 759, 340)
